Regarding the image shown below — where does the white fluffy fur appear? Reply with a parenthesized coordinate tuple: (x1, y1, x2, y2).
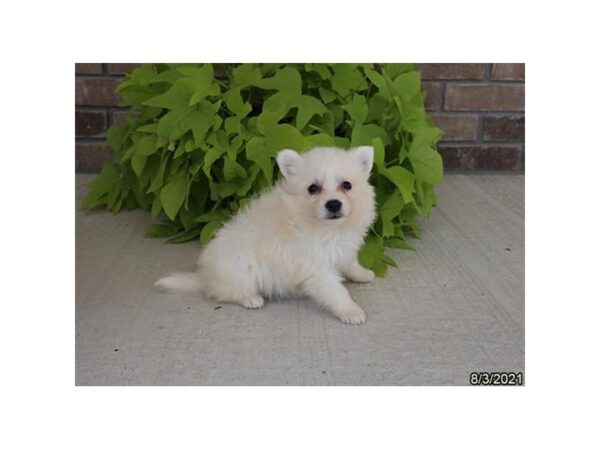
(155, 146, 377, 324)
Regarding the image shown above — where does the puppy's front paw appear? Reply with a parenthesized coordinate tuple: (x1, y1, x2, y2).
(336, 303, 367, 325)
(241, 295, 264, 309)
(346, 267, 375, 283)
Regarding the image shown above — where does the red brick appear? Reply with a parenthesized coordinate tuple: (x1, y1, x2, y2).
(429, 114, 478, 141)
(482, 115, 525, 141)
(422, 81, 443, 111)
(107, 63, 142, 75)
(75, 63, 103, 75)
(439, 145, 523, 171)
(444, 83, 524, 111)
(491, 63, 525, 81)
(76, 142, 113, 173)
(415, 63, 486, 80)
(75, 110, 106, 137)
(76, 78, 122, 106)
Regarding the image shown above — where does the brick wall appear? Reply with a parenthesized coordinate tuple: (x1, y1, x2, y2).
(75, 63, 524, 172)
(416, 63, 525, 171)
(75, 63, 140, 172)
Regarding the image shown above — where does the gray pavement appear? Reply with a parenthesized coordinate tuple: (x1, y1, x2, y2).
(75, 173, 524, 385)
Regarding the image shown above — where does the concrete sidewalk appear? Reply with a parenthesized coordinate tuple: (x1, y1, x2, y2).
(76, 173, 524, 385)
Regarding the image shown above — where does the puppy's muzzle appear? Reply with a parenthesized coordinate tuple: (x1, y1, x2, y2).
(325, 199, 342, 213)
(325, 199, 343, 219)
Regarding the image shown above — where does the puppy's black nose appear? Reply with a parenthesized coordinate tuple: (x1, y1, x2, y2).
(325, 199, 342, 213)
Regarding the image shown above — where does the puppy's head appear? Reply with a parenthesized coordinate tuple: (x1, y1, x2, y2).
(276, 146, 375, 224)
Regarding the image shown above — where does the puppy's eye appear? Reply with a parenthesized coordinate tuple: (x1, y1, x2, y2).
(307, 184, 321, 195)
(341, 181, 352, 191)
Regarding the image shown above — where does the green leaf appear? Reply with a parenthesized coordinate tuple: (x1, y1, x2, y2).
(160, 174, 188, 220)
(264, 124, 309, 153)
(412, 126, 443, 148)
(143, 79, 193, 110)
(351, 124, 389, 147)
(342, 94, 368, 126)
(236, 165, 260, 196)
(151, 196, 162, 219)
(333, 136, 350, 148)
(166, 226, 203, 243)
(372, 137, 385, 171)
(385, 166, 416, 203)
(105, 124, 130, 153)
(372, 260, 388, 278)
(232, 64, 262, 87)
(385, 238, 415, 251)
(147, 154, 170, 193)
(254, 67, 302, 96)
(223, 155, 247, 180)
(384, 63, 414, 78)
(331, 64, 365, 97)
(305, 133, 336, 147)
(203, 146, 227, 179)
(381, 253, 398, 268)
(85, 164, 119, 195)
(145, 222, 180, 238)
(136, 123, 158, 133)
(189, 109, 217, 146)
(157, 108, 192, 141)
(419, 183, 436, 217)
(224, 116, 242, 135)
(200, 218, 224, 245)
(403, 223, 422, 239)
(392, 71, 421, 101)
(224, 88, 252, 117)
(358, 235, 384, 269)
(295, 95, 328, 130)
(358, 233, 394, 277)
(81, 164, 120, 209)
(194, 211, 226, 224)
(217, 180, 242, 197)
(258, 94, 292, 133)
(364, 66, 384, 85)
(318, 87, 337, 103)
(178, 64, 218, 106)
(245, 137, 272, 183)
(118, 64, 156, 88)
(172, 141, 185, 158)
(106, 183, 124, 212)
(151, 67, 183, 85)
(408, 145, 443, 185)
(156, 103, 219, 144)
(379, 191, 403, 237)
(366, 93, 389, 123)
(131, 153, 146, 176)
(309, 64, 332, 80)
(135, 135, 158, 156)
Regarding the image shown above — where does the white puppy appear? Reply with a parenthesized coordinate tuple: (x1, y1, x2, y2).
(155, 146, 377, 324)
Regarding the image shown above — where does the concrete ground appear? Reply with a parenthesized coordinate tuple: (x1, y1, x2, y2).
(76, 173, 524, 385)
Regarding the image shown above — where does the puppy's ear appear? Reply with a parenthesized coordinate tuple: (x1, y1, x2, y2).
(276, 149, 302, 179)
(352, 146, 374, 175)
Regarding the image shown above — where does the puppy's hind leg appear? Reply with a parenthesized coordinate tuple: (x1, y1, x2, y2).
(219, 294, 265, 310)
(204, 263, 265, 310)
(301, 273, 366, 325)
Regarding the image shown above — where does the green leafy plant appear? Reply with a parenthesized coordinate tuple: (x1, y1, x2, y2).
(82, 63, 443, 277)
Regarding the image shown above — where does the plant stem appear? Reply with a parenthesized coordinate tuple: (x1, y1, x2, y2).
(214, 78, 229, 89)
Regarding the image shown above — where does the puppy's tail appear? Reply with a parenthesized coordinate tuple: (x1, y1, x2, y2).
(154, 272, 202, 294)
